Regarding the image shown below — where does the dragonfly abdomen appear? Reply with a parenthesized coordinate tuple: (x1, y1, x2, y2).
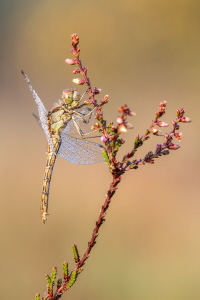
(40, 141, 60, 223)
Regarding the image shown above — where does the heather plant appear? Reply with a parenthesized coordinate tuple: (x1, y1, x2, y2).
(34, 33, 191, 300)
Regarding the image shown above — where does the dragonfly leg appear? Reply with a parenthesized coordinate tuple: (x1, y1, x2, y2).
(72, 106, 97, 125)
(71, 115, 100, 138)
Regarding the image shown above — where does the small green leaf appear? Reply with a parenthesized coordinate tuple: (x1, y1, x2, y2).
(51, 267, 57, 283)
(66, 270, 78, 289)
(72, 244, 80, 263)
(62, 261, 69, 280)
(35, 294, 40, 300)
(134, 136, 143, 148)
(45, 275, 51, 285)
(102, 149, 110, 165)
(46, 274, 53, 296)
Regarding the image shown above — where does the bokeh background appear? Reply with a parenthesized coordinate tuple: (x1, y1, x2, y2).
(0, 1, 200, 299)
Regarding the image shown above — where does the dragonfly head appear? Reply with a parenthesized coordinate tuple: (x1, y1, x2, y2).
(62, 89, 81, 108)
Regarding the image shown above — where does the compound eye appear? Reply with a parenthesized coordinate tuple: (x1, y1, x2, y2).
(62, 89, 73, 103)
(61, 89, 81, 104)
(72, 90, 81, 101)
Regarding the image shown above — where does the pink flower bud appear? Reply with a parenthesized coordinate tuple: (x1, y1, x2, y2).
(72, 78, 85, 85)
(156, 121, 169, 127)
(100, 95, 109, 104)
(180, 117, 192, 123)
(71, 33, 79, 44)
(168, 143, 180, 150)
(176, 108, 185, 118)
(101, 136, 108, 142)
(174, 132, 183, 140)
(65, 59, 77, 65)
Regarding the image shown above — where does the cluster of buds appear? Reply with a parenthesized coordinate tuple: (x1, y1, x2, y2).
(116, 105, 136, 133)
(174, 132, 183, 141)
(65, 34, 87, 87)
(65, 33, 192, 172)
(155, 100, 167, 118)
(176, 108, 191, 124)
(65, 33, 105, 108)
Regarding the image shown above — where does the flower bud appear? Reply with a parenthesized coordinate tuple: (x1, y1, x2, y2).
(152, 128, 163, 135)
(168, 143, 180, 150)
(118, 124, 127, 133)
(72, 78, 85, 85)
(116, 117, 123, 124)
(180, 117, 192, 123)
(72, 68, 80, 74)
(176, 108, 185, 118)
(174, 132, 183, 140)
(101, 136, 108, 142)
(71, 33, 79, 44)
(91, 123, 100, 130)
(100, 95, 109, 104)
(65, 59, 77, 65)
(93, 87, 101, 95)
(156, 121, 169, 127)
(152, 128, 158, 134)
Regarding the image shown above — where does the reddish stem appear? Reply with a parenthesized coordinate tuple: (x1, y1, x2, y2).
(53, 175, 121, 299)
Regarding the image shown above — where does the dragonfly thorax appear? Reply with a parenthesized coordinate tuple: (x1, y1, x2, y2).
(61, 89, 81, 108)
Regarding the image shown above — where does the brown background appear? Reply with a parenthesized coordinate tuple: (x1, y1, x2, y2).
(0, 1, 200, 299)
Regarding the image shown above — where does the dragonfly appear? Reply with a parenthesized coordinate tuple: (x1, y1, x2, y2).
(22, 71, 104, 223)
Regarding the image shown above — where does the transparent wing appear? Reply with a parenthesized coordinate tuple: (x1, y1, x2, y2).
(23, 73, 54, 151)
(58, 120, 104, 164)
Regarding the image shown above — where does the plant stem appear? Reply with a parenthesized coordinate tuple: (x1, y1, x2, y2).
(76, 174, 121, 269)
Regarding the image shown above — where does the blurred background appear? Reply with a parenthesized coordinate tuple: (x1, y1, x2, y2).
(0, 0, 200, 299)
